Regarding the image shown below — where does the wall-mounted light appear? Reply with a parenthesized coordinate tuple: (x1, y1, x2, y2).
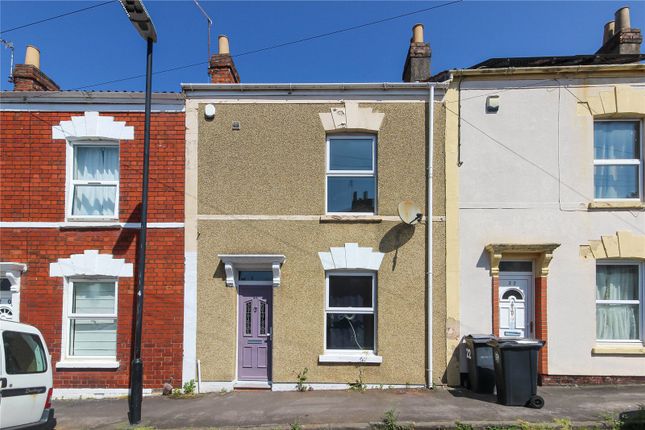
(486, 95, 500, 113)
(204, 104, 216, 119)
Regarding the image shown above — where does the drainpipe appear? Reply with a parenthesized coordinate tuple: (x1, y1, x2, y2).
(427, 84, 434, 388)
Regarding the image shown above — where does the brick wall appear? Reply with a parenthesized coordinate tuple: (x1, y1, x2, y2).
(0, 109, 186, 390)
(0, 111, 185, 222)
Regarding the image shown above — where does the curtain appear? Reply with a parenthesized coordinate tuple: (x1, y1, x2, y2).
(72, 146, 118, 216)
(70, 281, 116, 357)
(594, 122, 639, 199)
(596, 265, 639, 340)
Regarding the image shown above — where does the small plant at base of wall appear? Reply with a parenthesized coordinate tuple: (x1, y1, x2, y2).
(295, 367, 311, 392)
(348, 367, 366, 392)
(170, 379, 197, 398)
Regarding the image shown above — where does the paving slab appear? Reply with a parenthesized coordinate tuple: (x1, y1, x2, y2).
(52, 385, 645, 429)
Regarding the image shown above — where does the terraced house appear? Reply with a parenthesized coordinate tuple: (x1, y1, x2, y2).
(439, 7, 645, 386)
(181, 26, 452, 390)
(0, 46, 186, 398)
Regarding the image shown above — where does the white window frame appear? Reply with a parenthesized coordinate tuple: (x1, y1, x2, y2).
(58, 277, 120, 368)
(593, 119, 643, 202)
(596, 260, 644, 344)
(66, 140, 120, 221)
(322, 271, 380, 361)
(325, 135, 377, 215)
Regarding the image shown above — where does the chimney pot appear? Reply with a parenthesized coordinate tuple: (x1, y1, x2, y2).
(24, 45, 40, 69)
(412, 23, 424, 43)
(402, 24, 431, 82)
(615, 7, 631, 31)
(218, 35, 230, 55)
(603, 21, 615, 44)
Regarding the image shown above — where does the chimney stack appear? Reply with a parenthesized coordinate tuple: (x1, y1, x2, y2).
(208, 35, 240, 84)
(402, 24, 431, 82)
(12, 45, 60, 91)
(597, 7, 642, 55)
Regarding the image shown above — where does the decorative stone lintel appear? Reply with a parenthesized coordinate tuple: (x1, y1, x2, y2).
(581, 231, 645, 260)
(218, 255, 286, 288)
(485, 243, 560, 277)
(49, 250, 133, 278)
(318, 243, 384, 271)
(319, 102, 384, 133)
(52, 111, 134, 141)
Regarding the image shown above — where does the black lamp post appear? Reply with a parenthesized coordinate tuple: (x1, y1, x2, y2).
(118, 0, 156, 425)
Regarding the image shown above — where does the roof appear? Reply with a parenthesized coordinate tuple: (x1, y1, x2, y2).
(469, 54, 645, 69)
(430, 54, 645, 82)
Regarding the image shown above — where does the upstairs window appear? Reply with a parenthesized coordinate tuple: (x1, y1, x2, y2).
(326, 136, 376, 214)
(594, 121, 642, 200)
(68, 144, 119, 219)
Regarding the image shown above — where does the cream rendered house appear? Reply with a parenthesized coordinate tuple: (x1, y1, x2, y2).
(441, 8, 645, 385)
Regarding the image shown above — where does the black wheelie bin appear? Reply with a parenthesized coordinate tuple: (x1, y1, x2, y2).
(487, 338, 545, 408)
(463, 334, 496, 394)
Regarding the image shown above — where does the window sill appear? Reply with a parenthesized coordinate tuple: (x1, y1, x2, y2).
(320, 215, 382, 224)
(591, 345, 645, 356)
(60, 221, 122, 229)
(56, 360, 120, 369)
(318, 353, 383, 364)
(588, 201, 645, 211)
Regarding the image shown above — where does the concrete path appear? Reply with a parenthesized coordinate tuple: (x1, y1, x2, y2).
(53, 385, 645, 429)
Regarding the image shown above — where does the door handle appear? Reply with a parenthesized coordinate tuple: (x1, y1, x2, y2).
(0, 377, 7, 389)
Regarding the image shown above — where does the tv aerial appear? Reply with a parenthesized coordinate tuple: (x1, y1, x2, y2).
(397, 200, 423, 225)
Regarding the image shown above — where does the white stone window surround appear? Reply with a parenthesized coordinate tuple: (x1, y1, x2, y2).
(218, 255, 286, 288)
(50, 250, 133, 369)
(52, 112, 134, 222)
(317, 243, 385, 364)
(593, 119, 643, 203)
(325, 134, 377, 216)
(0, 262, 27, 322)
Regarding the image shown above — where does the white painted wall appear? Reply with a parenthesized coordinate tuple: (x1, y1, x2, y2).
(458, 77, 645, 376)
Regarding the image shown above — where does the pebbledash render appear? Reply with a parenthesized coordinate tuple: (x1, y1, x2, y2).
(0, 48, 186, 398)
(181, 29, 451, 391)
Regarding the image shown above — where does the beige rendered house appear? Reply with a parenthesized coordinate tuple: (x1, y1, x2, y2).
(181, 27, 452, 391)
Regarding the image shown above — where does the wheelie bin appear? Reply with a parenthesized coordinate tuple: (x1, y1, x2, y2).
(463, 334, 496, 394)
(487, 338, 545, 408)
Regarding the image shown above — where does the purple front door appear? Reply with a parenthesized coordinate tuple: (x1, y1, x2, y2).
(238, 285, 272, 381)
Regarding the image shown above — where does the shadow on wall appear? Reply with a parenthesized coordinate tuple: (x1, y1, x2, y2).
(379, 223, 416, 271)
(213, 261, 225, 280)
(111, 203, 142, 256)
(476, 248, 491, 272)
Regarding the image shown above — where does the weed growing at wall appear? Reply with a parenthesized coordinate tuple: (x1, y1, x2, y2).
(295, 368, 311, 392)
(348, 367, 366, 392)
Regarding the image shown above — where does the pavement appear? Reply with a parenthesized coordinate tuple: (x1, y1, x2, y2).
(53, 385, 645, 429)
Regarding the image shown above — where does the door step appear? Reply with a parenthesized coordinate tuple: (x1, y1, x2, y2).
(234, 381, 271, 390)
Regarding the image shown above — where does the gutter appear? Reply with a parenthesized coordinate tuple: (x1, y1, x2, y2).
(448, 63, 645, 79)
(181, 82, 449, 92)
(427, 85, 434, 387)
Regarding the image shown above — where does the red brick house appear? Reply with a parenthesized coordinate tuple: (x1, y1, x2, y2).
(0, 50, 186, 398)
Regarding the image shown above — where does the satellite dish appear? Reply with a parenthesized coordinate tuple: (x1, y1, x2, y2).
(398, 200, 423, 225)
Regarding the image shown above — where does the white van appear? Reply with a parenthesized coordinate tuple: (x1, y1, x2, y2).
(0, 320, 56, 430)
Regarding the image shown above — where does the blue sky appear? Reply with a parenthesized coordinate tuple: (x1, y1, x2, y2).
(0, 1, 643, 92)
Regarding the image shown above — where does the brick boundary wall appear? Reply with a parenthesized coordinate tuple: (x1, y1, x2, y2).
(541, 375, 645, 385)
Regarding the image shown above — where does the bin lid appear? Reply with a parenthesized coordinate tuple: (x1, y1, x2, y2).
(487, 338, 545, 349)
(465, 334, 497, 344)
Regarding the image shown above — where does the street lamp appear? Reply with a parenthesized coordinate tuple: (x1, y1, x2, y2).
(119, 0, 156, 425)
